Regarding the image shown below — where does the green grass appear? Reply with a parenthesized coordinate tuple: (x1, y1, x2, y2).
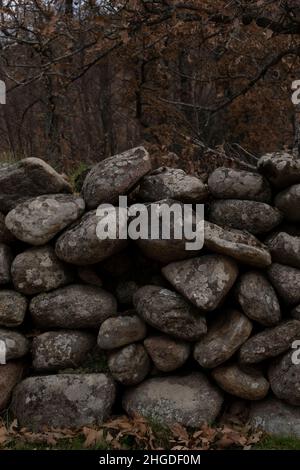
(254, 435, 300, 450)
(3, 436, 110, 451)
(69, 162, 90, 192)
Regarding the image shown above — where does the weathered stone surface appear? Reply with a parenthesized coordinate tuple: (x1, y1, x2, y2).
(133, 285, 207, 341)
(208, 167, 271, 202)
(97, 315, 147, 350)
(0, 212, 15, 244)
(266, 231, 300, 268)
(162, 255, 238, 311)
(194, 310, 252, 368)
(0, 157, 72, 213)
(55, 209, 128, 265)
(209, 200, 282, 235)
(0, 329, 30, 360)
(239, 320, 300, 364)
(108, 344, 150, 385)
(32, 331, 96, 371)
(0, 361, 25, 411)
(275, 184, 300, 223)
(5, 194, 85, 245)
(123, 373, 223, 427)
(11, 374, 116, 430)
(83, 146, 151, 209)
(115, 281, 139, 305)
(269, 351, 300, 406)
(204, 221, 271, 268)
(291, 304, 300, 320)
(236, 271, 281, 326)
(268, 263, 300, 305)
(258, 151, 300, 189)
(211, 364, 269, 400)
(11, 246, 73, 295)
(0, 290, 27, 327)
(250, 398, 300, 438)
(144, 335, 190, 372)
(0, 244, 13, 285)
(134, 199, 201, 264)
(138, 167, 209, 203)
(30, 284, 117, 329)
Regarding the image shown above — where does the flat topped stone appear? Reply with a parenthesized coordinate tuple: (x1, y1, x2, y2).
(258, 152, 300, 189)
(0, 157, 72, 213)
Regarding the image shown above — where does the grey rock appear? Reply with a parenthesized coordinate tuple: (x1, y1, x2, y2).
(269, 350, 300, 406)
(108, 344, 150, 385)
(11, 374, 116, 430)
(5, 194, 85, 245)
(211, 364, 269, 400)
(32, 331, 96, 371)
(83, 146, 151, 209)
(268, 263, 300, 305)
(204, 221, 271, 268)
(239, 320, 300, 364)
(209, 200, 282, 235)
(138, 167, 208, 203)
(0, 244, 13, 285)
(208, 167, 271, 202)
(55, 209, 128, 265)
(275, 184, 300, 222)
(144, 335, 190, 372)
(0, 212, 15, 244)
(133, 285, 207, 341)
(123, 373, 223, 427)
(0, 157, 72, 213)
(194, 310, 252, 368)
(236, 271, 281, 326)
(30, 284, 117, 329)
(11, 246, 73, 295)
(250, 398, 300, 438)
(162, 255, 238, 311)
(0, 290, 27, 327)
(258, 151, 300, 189)
(0, 329, 30, 360)
(266, 231, 300, 268)
(97, 315, 147, 350)
(0, 361, 25, 411)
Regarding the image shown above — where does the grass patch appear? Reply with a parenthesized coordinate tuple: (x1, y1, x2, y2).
(254, 435, 300, 450)
(69, 162, 90, 192)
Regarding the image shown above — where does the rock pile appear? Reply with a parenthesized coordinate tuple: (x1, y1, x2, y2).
(1, 148, 300, 436)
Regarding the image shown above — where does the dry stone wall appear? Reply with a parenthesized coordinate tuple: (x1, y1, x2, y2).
(1, 148, 300, 436)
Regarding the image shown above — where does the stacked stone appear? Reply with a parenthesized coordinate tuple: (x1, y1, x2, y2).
(1, 150, 300, 436)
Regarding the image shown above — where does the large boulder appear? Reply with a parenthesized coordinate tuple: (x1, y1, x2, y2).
(268, 263, 300, 305)
(162, 255, 238, 311)
(0, 290, 27, 327)
(83, 147, 151, 209)
(97, 315, 147, 350)
(0, 361, 25, 411)
(30, 284, 117, 329)
(11, 246, 73, 295)
(269, 351, 300, 406)
(239, 320, 300, 364)
(194, 309, 252, 368)
(138, 167, 208, 203)
(0, 329, 30, 360)
(204, 221, 271, 268)
(266, 232, 300, 268)
(55, 209, 128, 265)
(275, 184, 300, 222)
(208, 167, 271, 202)
(0, 212, 15, 244)
(108, 344, 150, 385)
(32, 331, 96, 371)
(0, 157, 72, 213)
(0, 244, 13, 285)
(144, 335, 191, 372)
(11, 374, 116, 430)
(209, 200, 282, 235)
(5, 194, 85, 245)
(211, 364, 269, 400)
(257, 152, 300, 189)
(250, 398, 300, 438)
(123, 373, 223, 427)
(133, 285, 207, 341)
(235, 271, 281, 326)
